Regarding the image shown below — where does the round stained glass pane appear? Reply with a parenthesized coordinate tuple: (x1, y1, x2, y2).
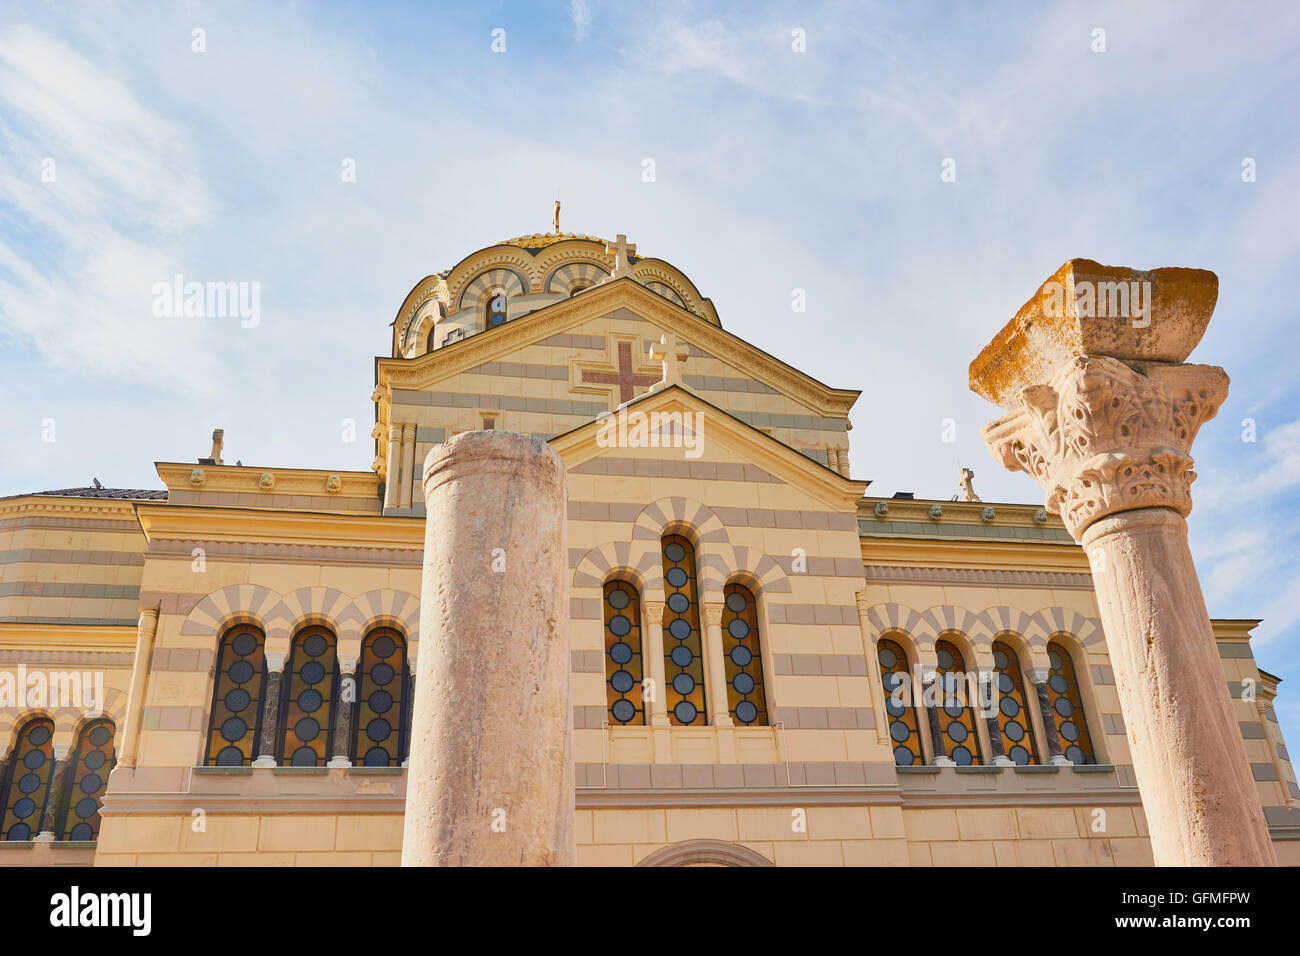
(609, 642, 632, 664)
(664, 542, 686, 563)
(732, 672, 755, 695)
(1060, 721, 1079, 742)
(997, 673, 1014, 694)
(886, 696, 905, 718)
(364, 747, 390, 767)
(8, 823, 31, 840)
(75, 797, 99, 819)
(371, 662, 395, 685)
(298, 689, 323, 713)
(229, 660, 254, 684)
(231, 632, 257, 656)
(84, 750, 106, 771)
(610, 670, 635, 694)
(894, 746, 915, 766)
(952, 746, 973, 766)
(611, 699, 636, 724)
(999, 696, 1019, 718)
(295, 717, 320, 742)
(303, 633, 328, 657)
(12, 798, 35, 819)
(369, 689, 393, 713)
(735, 701, 758, 724)
(667, 593, 689, 615)
(730, 645, 752, 667)
(665, 567, 688, 588)
(88, 725, 111, 747)
(673, 700, 697, 724)
(1048, 651, 1063, 669)
(672, 673, 695, 695)
(17, 773, 39, 794)
(79, 773, 102, 795)
(371, 635, 396, 658)
(301, 661, 326, 685)
(70, 823, 92, 841)
(291, 746, 317, 767)
(608, 615, 631, 637)
(727, 619, 749, 640)
(225, 688, 251, 712)
(1004, 720, 1024, 741)
(936, 649, 954, 670)
(671, 645, 693, 667)
(606, 588, 630, 610)
(367, 718, 392, 742)
(947, 721, 968, 743)
(216, 746, 243, 766)
(29, 725, 51, 746)
(993, 649, 1008, 669)
(1066, 745, 1085, 764)
(220, 717, 247, 742)
(726, 591, 747, 612)
(1054, 696, 1073, 718)
(1049, 674, 1068, 694)
(877, 647, 897, 668)
(23, 749, 45, 770)
(890, 720, 911, 742)
(1009, 745, 1030, 765)
(944, 699, 964, 718)
(669, 619, 691, 641)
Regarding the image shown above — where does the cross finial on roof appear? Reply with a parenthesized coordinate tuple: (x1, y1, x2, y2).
(605, 233, 636, 278)
(648, 332, 690, 392)
(209, 428, 224, 466)
(553, 199, 560, 235)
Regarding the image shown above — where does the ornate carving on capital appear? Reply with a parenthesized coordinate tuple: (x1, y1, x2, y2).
(644, 602, 665, 626)
(982, 356, 1228, 538)
(702, 604, 724, 628)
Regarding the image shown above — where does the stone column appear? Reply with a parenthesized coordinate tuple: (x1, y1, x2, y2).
(115, 606, 159, 770)
(702, 604, 734, 727)
(1029, 667, 1071, 767)
(329, 658, 357, 768)
(384, 422, 403, 510)
(643, 602, 669, 727)
(970, 259, 1275, 865)
(855, 591, 892, 749)
(403, 430, 573, 866)
(399, 423, 417, 510)
(253, 652, 286, 768)
(923, 673, 953, 766)
(36, 747, 72, 841)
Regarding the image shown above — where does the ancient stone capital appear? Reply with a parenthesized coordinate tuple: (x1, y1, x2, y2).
(644, 601, 665, 626)
(702, 604, 724, 628)
(980, 355, 1228, 538)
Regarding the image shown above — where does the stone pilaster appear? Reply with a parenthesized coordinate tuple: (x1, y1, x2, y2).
(702, 604, 733, 728)
(399, 422, 417, 510)
(115, 606, 159, 770)
(643, 602, 669, 727)
(384, 422, 403, 509)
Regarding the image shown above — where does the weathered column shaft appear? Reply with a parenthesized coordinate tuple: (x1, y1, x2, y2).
(644, 602, 669, 726)
(399, 423, 417, 510)
(384, 422, 403, 510)
(254, 666, 284, 767)
(702, 605, 733, 727)
(329, 664, 356, 767)
(1083, 507, 1276, 865)
(38, 754, 71, 838)
(403, 430, 573, 866)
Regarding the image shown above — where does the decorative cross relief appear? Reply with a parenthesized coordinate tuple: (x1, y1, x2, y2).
(648, 332, 690, 393)
(981, 355, 1228, 538)
(604, 234, 637, 280)
(577, 338, 661, 405)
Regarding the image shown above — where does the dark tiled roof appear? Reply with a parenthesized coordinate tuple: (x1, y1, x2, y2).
(35, 487, 168, 500)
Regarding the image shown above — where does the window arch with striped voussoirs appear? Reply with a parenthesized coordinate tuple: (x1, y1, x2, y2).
(205, 625, 267, 766)
(603, 578, 645, 725)
(0, 717, 56, 841)
(721, 582, 767, 725)
(877, 638, 923, 766)
(1046, 641, 1096, 764)
(660, 533, 707, 726)
(991, 641, 1038, 765)
(353, 628, 410, 766)
(934, 639, 982, 765)
(278, 626, 340, 766)
(59, 719, 116, 841)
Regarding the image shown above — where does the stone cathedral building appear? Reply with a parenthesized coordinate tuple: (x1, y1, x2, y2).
(1, 230, 1298, 867)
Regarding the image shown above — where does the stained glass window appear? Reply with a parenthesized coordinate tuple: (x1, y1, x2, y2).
(721, 583, 767, 725)
(1047, 641, 1096, 764)
(603, 579, 644, 725)
(661, 533, 707, 726)
(486, 291, 508, 328)
(877, 638, 923, 766)
(278, 626, 339, 766)
(353, 628, 409, 766)
(934, 639, 982, 765)
(991, 641, 1038, 765)
(60, 719, 115, 841)
(0, 717, 56, 841)
(205, 625, 266, 766)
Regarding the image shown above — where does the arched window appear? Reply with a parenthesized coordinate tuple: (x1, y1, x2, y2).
(721, 582, 767, 725)
(485, 291, 508, 329)
(661, 533, 706, 726)
(0, 717, 56, 841)
(353, 628, 409, 766)
(1046, 641, 1095, 764)
(877, 639, 922, 766)
(603, 579, 644, 725)
(426, 325, 437, 353)
(60, 719, 115, 840)
(278, 627, 339, 766)
(934, 639, 982, 765)
(205, 625, 267, 766)
(991, 641, 1038, 765)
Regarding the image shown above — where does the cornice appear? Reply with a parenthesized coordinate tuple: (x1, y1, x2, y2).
(155, 462, 379, 500)
(0, 497, 139, 520)
(134, 504, 424, 550)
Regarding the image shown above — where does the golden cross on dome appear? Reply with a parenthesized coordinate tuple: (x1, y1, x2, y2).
(553, 200, 560, 235)
(605, 233, 636, 278)
(649, 332, 689, 391)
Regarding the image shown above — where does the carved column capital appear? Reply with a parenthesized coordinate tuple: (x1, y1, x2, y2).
(644, 601, 665, 626)
(702, 604, 724, 628)
(980, 355, 1228, 538)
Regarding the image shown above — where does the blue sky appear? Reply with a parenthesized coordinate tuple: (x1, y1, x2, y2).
(2, 1, 1298, 745)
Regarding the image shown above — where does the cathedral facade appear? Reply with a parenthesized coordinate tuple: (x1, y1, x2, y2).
(2, 231, 1297, 867)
